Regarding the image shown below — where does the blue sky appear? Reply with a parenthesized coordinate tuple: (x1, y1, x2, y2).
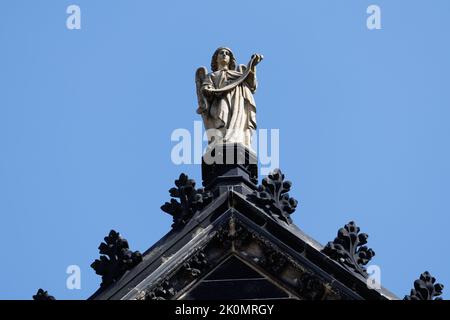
(0, 0, 449, 299)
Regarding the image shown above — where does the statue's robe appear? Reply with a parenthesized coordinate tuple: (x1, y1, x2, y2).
(201, 68, 257, 147)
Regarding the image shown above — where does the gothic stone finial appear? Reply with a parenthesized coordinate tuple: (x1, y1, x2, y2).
(404, 271, 444, 300)
(161, 173, 212, 229)
(91, 230, 143, 288)
(33, 288, 55, 300)
(322, 221, 375, 277)
(249, 168, 298, 224)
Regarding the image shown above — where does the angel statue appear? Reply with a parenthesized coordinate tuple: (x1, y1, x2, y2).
(195, 47, 263, 150)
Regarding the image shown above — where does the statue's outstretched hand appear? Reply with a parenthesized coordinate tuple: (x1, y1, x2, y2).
(250, 54, 263, 70)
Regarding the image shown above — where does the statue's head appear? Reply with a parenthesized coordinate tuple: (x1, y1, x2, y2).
(211, 47, 236, 72)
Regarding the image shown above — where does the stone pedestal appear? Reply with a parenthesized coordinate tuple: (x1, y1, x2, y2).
(202, 143, 258, 194)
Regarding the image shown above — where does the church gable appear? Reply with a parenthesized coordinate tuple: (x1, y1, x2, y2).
(87, 182, 400, 301)
(103, 202, 377, 301)
(124, 210, 343, 301)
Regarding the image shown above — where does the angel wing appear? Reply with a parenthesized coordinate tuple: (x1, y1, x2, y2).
(195, 66, 208, 114)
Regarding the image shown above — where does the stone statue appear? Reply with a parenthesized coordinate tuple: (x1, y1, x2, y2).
(195, 47, 263, 150)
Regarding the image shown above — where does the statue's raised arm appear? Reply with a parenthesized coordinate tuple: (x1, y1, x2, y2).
(195, 47, 263, 149)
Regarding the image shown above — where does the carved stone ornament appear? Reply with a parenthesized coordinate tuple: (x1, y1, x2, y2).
(137, 250, 209, 300)
(139, 280, 177, 300)
(322, 221, 375, 277)
(183, 251, 209, 277)
(91, 230, 143, 288)
(248, 168, 298, 224)
(32, 288, 55, 301)
(295, 272, 327, 300)
(404, 271, 444, 300)
(161, 173, 212, 229)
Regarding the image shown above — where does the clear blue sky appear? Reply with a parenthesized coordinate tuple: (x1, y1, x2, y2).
(0, 0, 449, 300)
